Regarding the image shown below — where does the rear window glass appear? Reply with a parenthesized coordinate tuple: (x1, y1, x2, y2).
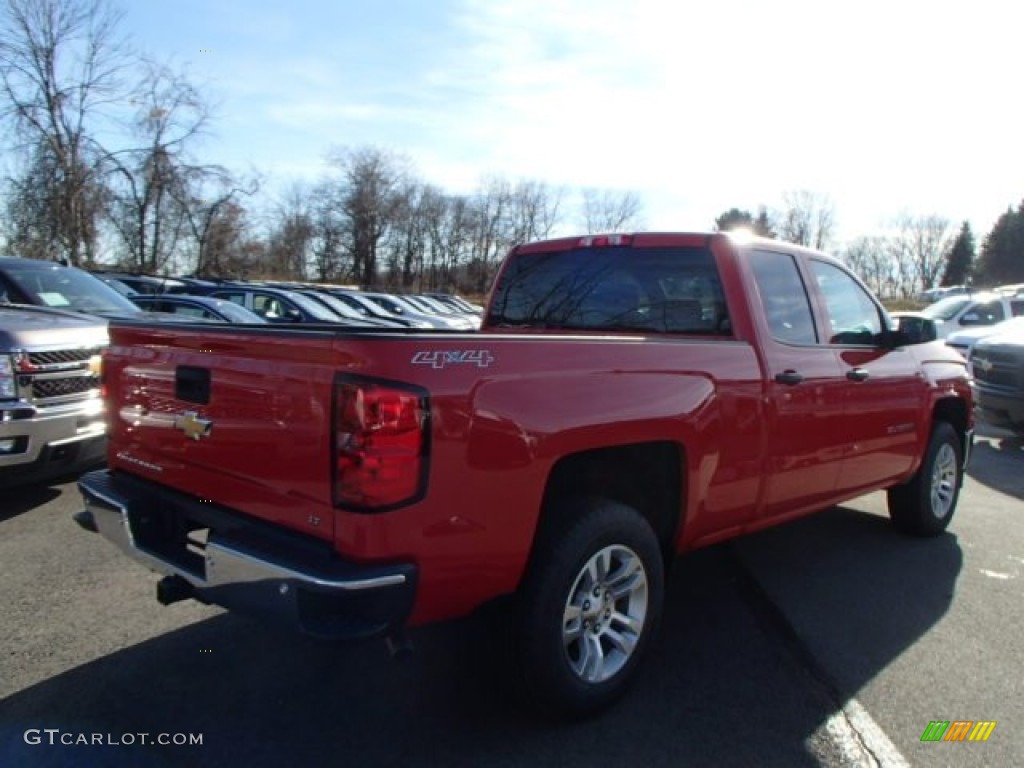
(487, 246, 730, 335)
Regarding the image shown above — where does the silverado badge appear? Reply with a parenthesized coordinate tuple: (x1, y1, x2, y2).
(174, 411, 213, 441)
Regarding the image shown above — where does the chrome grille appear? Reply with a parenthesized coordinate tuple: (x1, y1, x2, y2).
(32, 375, 100, 400)
(27, 347, 101, 367)
(972, 347, 1023, 390)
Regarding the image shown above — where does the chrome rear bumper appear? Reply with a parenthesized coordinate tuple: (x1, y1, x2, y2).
(76, 469, 416, 640)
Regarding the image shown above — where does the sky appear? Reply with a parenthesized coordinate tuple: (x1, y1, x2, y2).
(121, 0, 1024, 245)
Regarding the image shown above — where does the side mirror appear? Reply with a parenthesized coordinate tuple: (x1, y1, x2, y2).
(959, 312, 981, 326)
(892, 314, 938, 346)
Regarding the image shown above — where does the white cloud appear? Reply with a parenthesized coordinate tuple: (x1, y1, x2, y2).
(416, 0, 1024, 237)
(123, 0, 1023, 242)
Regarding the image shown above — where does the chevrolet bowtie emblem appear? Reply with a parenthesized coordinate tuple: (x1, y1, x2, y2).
(174, 411, 213, 441)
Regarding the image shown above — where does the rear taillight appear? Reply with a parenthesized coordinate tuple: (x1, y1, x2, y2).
(334, 377, 428, 511)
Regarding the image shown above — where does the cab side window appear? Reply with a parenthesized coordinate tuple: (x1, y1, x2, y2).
(809, 260, 883, 345)
(749, 250, 818, 344)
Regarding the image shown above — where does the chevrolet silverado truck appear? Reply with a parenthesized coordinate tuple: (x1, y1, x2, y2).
(75, 232, 972, 717)
(969, 328, 1024, 435)
(0, 306, 107, 487)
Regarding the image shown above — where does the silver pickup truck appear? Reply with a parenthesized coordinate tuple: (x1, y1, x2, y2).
(0, 306, 107, 487)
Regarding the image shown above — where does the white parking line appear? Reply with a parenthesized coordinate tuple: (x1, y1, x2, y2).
(823, 697, 910, 768)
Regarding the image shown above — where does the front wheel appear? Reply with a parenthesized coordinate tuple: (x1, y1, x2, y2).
(887, 421, 963, 536)
(513, 498, 664, 719)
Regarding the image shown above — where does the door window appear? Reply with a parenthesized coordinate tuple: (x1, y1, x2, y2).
(809, 260, 883, 345)
(749, 250, 818, 344)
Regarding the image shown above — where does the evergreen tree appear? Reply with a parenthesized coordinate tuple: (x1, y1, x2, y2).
(714, 208, 754, 232)
(977, 202, 1024, 285)
(940, 221, 975, 286)
(714, 207, 776, 238)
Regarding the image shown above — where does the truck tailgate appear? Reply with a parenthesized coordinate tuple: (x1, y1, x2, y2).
(104, 323, 352, 542)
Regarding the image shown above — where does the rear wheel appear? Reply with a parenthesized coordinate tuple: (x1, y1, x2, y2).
(887, 421, 963, 536)
(513, 498, 664, 719)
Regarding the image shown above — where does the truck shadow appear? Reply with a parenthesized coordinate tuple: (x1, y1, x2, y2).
(967, 429, 1024, 501)
(0, 484, 63, 523)
(0, 505, 960, 768)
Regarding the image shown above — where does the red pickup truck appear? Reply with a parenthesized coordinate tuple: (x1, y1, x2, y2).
(76, 232, 972, 717)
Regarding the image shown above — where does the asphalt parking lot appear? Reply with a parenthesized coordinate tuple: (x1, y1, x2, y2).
(1, 426, 1021, 768)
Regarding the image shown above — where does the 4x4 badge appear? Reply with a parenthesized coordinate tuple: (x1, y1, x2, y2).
(174, 411, 213, 441)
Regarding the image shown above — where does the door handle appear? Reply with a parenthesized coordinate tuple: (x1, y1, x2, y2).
(846, 368, 870, 382)
(774, 370, 804, 386)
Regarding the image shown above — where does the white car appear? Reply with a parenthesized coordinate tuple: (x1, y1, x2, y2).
(921, 292, 1024, 339)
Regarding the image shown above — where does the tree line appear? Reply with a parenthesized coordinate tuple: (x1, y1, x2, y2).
(0, 0, 644, 293)
(2, 0, 1022, 297)
(714, 197, 1024, 300)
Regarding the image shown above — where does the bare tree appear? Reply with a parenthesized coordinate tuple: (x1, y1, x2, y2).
(420, 188, 473, 292)
(105, 61, 210, 273)
(0, 0, 128, 265)
(843, 236, 894, 298)
(3, 140, 104, 261)
(418, 185, 450, 290)
(383, 180, 429, 289)
(308, 178, 349, 282)
(580, 188, 644, 233)
(467, 175, 513, 293)
(885, 231, 917, 299)
(777, 190, 836, 251)
(890, 213, 953, 295)
(327, 145, 410, 286)
(508, 179, 563, 245)
(176, 169, 259, 276)
(265, 183, 315, 279)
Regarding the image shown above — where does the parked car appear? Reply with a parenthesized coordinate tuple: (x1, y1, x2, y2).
(90, 271, 188, 295)
(916, 292, 1024, 339)
(130, 295, 268, 323)
(295, 290, 404, 328)
(919, 285, 969, 303)
(405, 295, 480, 329)
(425, 292, 484, 315)
(361, 291, 468, 329)
(0, 257, 143, 319)
(323, 290, 435, 328)
(206, 284, 363, 325)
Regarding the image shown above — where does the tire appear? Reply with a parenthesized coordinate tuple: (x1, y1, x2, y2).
(887, 421, 963, 537)
(512, 498, 665, 719)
